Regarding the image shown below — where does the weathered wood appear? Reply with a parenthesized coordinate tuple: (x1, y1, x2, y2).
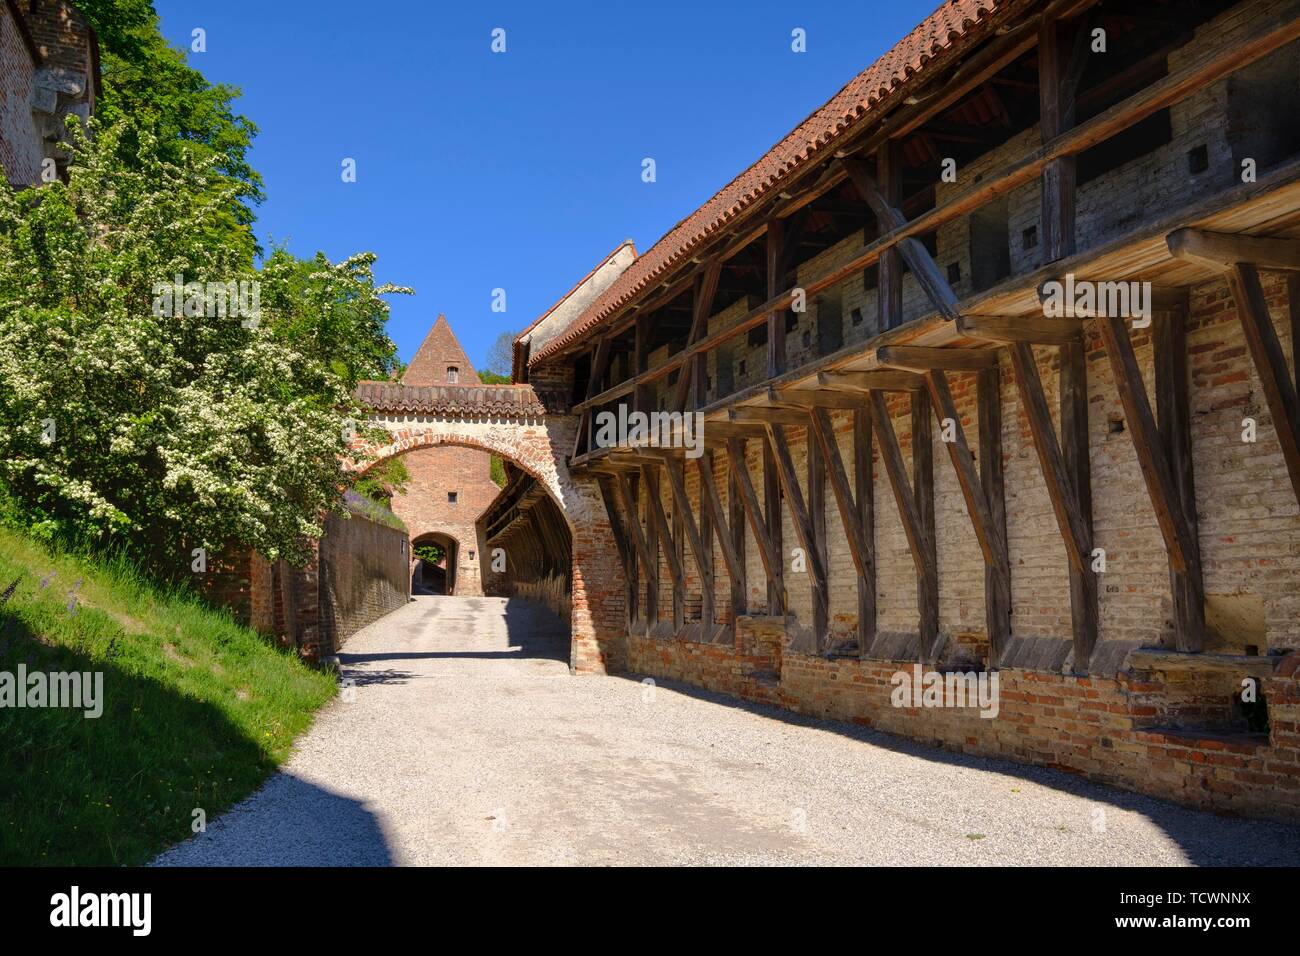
(841, 157, 961, 323)
(1059, 337, 1098, 670)
(1095, 315, 1198, 573)
(807, 411, 829, 644)
(1007, 341, 1091, 571)
(695, 452, 745, 585)
(661, 457, 714, 631)
(818, 369, 925, 392)
(808, 407, 874, 586)
(763, 437, 784, 616)
(727, 437, 786, 613)
(672, 260, 723, 411)
(867, 391, 931, 580)
(1290, 274, 1300, 388)
(1168, 228, 1300, 272)
(924, 369, 1006, 571)
(596, 476, 637, 627)
(957, 314, 1087, 345)
(1225, 263, 1300, 508)
(767, 218, 786, 378)
(853, 407, 876, 656)
(726, 449, 748, 637)
(613, 469, 657, 586)
(1153, 306, 1206, 652)
(1039, 13, 1078, 261)
(978, 367, 1011, 665)
(767, 388, 871, 410)
(765, 422, 830, 648)
(912, 388, 940, 663)
(876, 141, 904, 331)
(730, 406, 809, 426)
(878, 345, 1000, 372)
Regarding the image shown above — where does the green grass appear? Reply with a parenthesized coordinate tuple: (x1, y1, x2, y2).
(0, 525, 337, 865)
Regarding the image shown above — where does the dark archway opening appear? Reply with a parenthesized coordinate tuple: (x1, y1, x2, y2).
(412, 531, 459, 595)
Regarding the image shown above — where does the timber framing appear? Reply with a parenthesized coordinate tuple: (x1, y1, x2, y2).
(550, 0, 1300, 674)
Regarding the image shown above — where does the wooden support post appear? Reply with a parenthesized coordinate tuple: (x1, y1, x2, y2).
(978, 367, 1011, 665)
(613, 470, 657, 590)
(695, 452, 746, 639)
(727, 438, 786, 613)
(640, 468, 659, 627)
(1062, 338, 1099, 669)
(763, 435, 784, 614)
(767, 218, 786, 378)
(634, 313, 651, 417)
(807, 413, 829, 644)
(853, 407, 876, 656)
(764, 422, 830, 651)
(867, 391, 939, 662)
(912, 388, 940, 663)
(662, 458, 713, 634)
(877, 141, 904, 331)
(640, 465, 686, 623)
(672, 261, 722, 411)
(1039, 12, 1079, 261)
(597, 476, 637, 629)
(1225, 263, 1300, 509)
(1153, 305, 1206, 651)
(727, 451, 748, 639)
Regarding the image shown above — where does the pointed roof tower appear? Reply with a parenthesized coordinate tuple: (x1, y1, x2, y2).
(403, 314, 477, 386)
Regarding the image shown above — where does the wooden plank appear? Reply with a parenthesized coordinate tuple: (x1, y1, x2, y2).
(767, 217, 786, 378)
(1039, 13, 1078, 262)
(730, 406, 809, 426)
(613, 470, 657, 585)
(956, 314, 1086, 345)
(808, 408, 873, 585)
(818, 370, 925, 392)
(912, 388, 940, 662)
(695, 453, 745, 586)
(1225, 263, 1300, 507)
(877, 141, 904, 331)
(1153, 307, 1206, 652)
(672, 260, 722, 411)
(1059, 337, 1099, 669)
(727, 448, 748, 637)
(978, 367, 1011, 665)
(765, 422, 830, 648)
(768, 388, 872, 410)
(867, 391, 930, 579)
(727, 437, 786, 613)
(1095, 315, 1198, 573)
(1007, 341, 1091, 572)
(763, 437, 784, 616)
(596, 476, 637, 627)
(807, 412, 829, 644)
(661, 457, 714, 631)
(841, 157, 961, 323)
(923, 369, 1006, 571)
(1168, 228, 1300, 271)
(853, 407, 876, 656)
(878, 345, 1000, 372)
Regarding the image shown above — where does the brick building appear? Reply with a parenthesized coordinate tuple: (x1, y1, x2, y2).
(353, 0, 1300, 820)
(0, 0, 98, 186)
(385, 314, 503, 595)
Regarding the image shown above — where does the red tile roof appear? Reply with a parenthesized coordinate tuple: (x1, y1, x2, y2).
(355, 382, 546, 418)
(530, 0, 1015, 366)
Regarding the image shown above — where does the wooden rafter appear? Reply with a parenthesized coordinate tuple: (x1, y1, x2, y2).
(877, 345, 999, 373)
(1168, 228, 1300, 272)
(672, 260, 723, 411)
(956, 314, 1086, 345)
(818, 369, 924, 392)
(725, 437, 786, 614)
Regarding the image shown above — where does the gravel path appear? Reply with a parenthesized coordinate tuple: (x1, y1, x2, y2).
(155, 594, 1300, 866)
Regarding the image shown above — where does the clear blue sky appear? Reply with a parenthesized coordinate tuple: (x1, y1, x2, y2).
(154, 1, 937, 372)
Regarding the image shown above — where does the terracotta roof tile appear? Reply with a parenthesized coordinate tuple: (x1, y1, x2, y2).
(355, 381, 546, 418)
(530, 0, 1015, 365)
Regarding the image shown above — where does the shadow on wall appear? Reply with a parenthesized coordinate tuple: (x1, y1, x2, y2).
(153, 772, 393, 866)
(613, 671, 1300, 867)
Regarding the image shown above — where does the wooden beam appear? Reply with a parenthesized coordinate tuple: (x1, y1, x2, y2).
(613, 470, 657, 585)
(912, 388, 939, 662)
(694, 453, 745, 586)
(640, 464, 686, 602)
(661, 457, 714, 630)
(876, 141, 904, 331)
(765, 422, 830, 649)
(878, 345, 1000, 372)
(596, 476, 637, 627)
(1168, 228, 1300, 272)
(841, 157, 961, 323)
(726, 437, 786, 614)
(957, 314, 1086, 345)
(672, 260, 723, 411)
(1094, 315, 1198, 573)
(853, 407, 876, 656)
(866, 391, 932, 581)
(978, 368, 1010, 665)
(807, 411, 829, 643)
(767, 218, 786, 378)
(1039, 11, 1078, 261)
(768, 388, 871, 411)
(808, 407, 874, 589)
(1153, 307, 1206, 652)
(923, 370, 1006, 572)
(1059, 338, 1099, 669)
(726, 449, 748, 638)
(1225, 263, 1300, 507)
(762, 437, 784, 616)
(818, 369, 925, 392)
(730, 406, 809, 426)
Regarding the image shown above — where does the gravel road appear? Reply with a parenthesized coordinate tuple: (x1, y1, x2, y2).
(154, 594, 1300, 866)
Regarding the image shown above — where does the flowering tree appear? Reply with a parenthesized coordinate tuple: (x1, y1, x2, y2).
(0, 120, 410, 569)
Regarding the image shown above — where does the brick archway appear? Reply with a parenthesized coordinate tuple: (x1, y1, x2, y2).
(352, 416, 626, 674)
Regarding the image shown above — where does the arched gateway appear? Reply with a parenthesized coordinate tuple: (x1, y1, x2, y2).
(351, 380, 627, 675)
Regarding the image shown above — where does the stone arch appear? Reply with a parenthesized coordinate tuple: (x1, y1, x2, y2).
(350, 416, 627, 674)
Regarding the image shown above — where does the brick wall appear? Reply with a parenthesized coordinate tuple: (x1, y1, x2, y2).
(318, 509, 410, 649)
(1, 1, 40, 184)
(387, 443, 499, 596)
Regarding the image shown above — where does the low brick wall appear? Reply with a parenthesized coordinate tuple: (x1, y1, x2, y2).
(628, 626, 1300, 821)
(318, 509, 410, 650)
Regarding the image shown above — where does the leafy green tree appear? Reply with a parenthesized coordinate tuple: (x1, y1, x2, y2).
(0, 119, 408, 569)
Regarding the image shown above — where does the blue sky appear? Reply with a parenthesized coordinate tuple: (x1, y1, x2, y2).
(154, 1, 938, 372)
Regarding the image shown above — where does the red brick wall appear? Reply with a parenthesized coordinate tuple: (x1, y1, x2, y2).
(1, 2, 40, 184)
(387, 444, 500, 595)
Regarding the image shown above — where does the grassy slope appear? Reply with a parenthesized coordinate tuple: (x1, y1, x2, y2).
(0, 525, 336, 865)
